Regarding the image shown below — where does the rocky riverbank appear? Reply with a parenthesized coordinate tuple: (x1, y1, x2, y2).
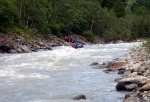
(0, 34, 89, 53)
(115, 46, 150, 102)
(91, 43, 150, 102)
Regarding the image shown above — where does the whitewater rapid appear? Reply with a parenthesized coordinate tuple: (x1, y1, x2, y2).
(0, 42, 142, 102)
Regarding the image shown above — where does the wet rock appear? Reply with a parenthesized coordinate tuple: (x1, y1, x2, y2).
(45, 46, 53, 50)
(114, 78, 122, 82)
(8, 49, 17, 53)
(116, 82, 126, 91)
(0, 45, 11, 53)
(103, 69, 112, 73)
(73, 94, 86, 100)
(118, 69, 125, 74)
(109, 61, 126, 69)
(125, 84, 138, 91)
(118, 67, 127, 74)
(98, 62, 111, 68)
(90, 62, 99, 66)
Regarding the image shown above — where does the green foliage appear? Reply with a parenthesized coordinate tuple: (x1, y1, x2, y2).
(50, 22, 60, 35)
(0, 0, 18, 31)
(121, 29, 132, 41)
(83, 30, 95, 42)
(13, 27, 35, 39)
(0, 0, 149, 43)
(134, 6, 149, 15)
(113, 0, 126, 18)
(100, 0, 128, 10)
(131, 15, 150, 38)
(100, 0, 115, 10)
(103, 28, 117, 42)
(131, 0, 150, 14)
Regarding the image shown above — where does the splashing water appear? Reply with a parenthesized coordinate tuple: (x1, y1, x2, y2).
(0, 42, 142, 102)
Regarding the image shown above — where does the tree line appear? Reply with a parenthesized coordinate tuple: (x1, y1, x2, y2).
(0, 0, 150, 42)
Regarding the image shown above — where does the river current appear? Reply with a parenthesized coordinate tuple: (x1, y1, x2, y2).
(0, 42, 142, 102)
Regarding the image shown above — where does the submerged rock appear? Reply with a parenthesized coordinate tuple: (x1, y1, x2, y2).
(90, 62, 99, 66)
(73, 94, 86, 100)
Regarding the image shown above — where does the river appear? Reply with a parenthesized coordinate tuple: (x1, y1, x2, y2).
(0, 42, 142, 102)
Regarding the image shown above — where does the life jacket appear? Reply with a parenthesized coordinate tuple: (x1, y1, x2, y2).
(72, 38, 76, 43)
(72, 43, 77, 48)
(68, 35, 72, 42)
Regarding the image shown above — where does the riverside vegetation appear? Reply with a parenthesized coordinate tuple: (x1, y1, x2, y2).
(0, 0, 150, 43)
(0, 0, 150, 53)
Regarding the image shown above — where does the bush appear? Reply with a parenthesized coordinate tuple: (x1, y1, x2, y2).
(121, 29, 132, 41)
(13, 27, 35, 40)
(103, 29, 117, 42)
(83, 30, 95, 42)
(50, 23, 60, 35)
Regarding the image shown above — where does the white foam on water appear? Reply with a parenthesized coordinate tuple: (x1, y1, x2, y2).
(0, 42, 143, 102)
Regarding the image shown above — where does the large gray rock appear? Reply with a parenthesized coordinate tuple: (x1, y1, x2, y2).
(125, 84, 138, 91)
(119, 76, 150, 85)
(18, 45, 31, 53)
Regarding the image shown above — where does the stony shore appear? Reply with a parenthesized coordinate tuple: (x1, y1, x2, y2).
(0, 34, 89, 53)
(92, 43, 150, 102)
(116, 46, 150, 102)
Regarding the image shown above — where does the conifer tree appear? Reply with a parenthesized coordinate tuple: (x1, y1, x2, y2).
(113, 0, 126, 17)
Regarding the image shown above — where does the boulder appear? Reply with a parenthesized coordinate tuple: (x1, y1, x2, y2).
(98, 62, 111, 68)
(118, 69, 125, 74)
(119, 76, 150, 85)
(90, 62, 99, 66)
(125, 84, 138, 91)
(124, 92, 138, 99)
(0, 45, 11, 53)
(116, 82, 126, 91)
(18, 45, 31, 53)
(132, 63, 141, 70)
(139, 83, 150, 91)
(45, 46, 53, 50)
(109, 61, 126, 69)
(73, 94, 86, 100)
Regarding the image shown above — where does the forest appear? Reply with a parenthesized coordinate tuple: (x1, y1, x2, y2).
(0, 0, 150, 42)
